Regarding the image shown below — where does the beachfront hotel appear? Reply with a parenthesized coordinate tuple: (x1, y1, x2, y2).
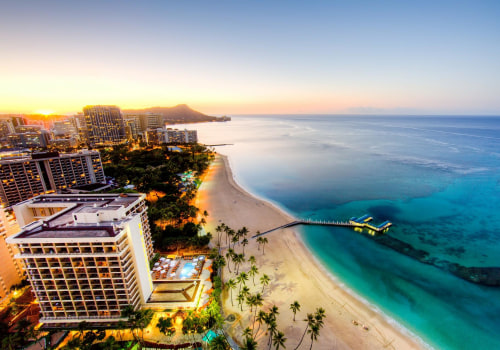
(6, 193, 154, 325)
(0, 150, 105, 207)
(145, 128, 198, 145)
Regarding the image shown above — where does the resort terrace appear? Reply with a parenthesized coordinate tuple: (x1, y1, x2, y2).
(147, 255, 213, 310)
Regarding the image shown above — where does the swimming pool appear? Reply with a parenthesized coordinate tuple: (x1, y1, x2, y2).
(179, 262, 196, 279)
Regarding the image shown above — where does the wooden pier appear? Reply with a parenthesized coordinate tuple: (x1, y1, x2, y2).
(252, 216, 392, 238)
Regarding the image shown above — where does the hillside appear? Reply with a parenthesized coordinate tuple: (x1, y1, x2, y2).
(123, 104, 217, 124)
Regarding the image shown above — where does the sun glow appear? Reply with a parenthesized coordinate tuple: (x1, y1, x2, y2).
(35, 109, 55, 116)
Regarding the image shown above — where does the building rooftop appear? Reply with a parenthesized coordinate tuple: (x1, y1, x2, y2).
(27, 193, 139, 207)
(17, 226, 115, 239)
(12, 193, 144, 239)
(0, 150, 100, 164)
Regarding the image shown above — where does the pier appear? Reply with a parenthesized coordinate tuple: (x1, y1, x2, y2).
(251, 215, 500, 287)
(252, 215, 392, 238)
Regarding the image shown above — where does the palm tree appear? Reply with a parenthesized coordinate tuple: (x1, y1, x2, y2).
(101, 335, 121, 350)
(225, 278, 237, 306)
(267, 319, 278, 350)
(225, 226, 234, 246)
(269, 305, 280, 321)
(240, 226, 249, 238)
(248, 264, 259, 285)
(231, 235, 240, 250)
(241, 285, 251, 298)
(273, 331, 287, 350)
(216, 225, 223, 246)
(261, 237, 269, 255)
(293, 313, 314, 350)
(25, 324, 42, 349)
(254, 310, 267, 337)
(260, 274, 271, 293)
(241, 336, 258, 350)
(237, 292, 245, 311)
(237, 272, 249, 293)
(14, 317, 31, 334)
(290, 301, 301, 321)
(246, 294, 256, 313)
(256, 236, 263, 251)
(241, 238, 249, 255)
(248, 255, 257, 266)
(307, 323, 320, 350)
(242, 326, 253, 338)
(156, 316, 173, 336)
(251, 293, 264, 334)
(315, 307, 326, 325)
(1, 332, 21, 350)
(77, 320, 90, 340)
(225, 248, 235, 273)
(234, 253, 245, 275)
(209, 334, 229, 350)
(214, 254, 226, 276)
(116, 320, 127, 341)
(64, 336, 82, 350)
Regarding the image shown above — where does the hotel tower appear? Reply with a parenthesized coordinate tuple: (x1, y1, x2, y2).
(7, 193, 154, 326)
(0, 150, 105, 207)
(83, 105, 126, 146)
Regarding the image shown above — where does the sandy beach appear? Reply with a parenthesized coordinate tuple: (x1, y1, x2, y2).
(197, 155, 426, 350)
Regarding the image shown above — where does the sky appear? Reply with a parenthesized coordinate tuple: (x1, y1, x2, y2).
(1, 0, 499, 115)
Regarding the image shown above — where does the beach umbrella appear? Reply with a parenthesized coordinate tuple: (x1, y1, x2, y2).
(204, 281, 213, 290)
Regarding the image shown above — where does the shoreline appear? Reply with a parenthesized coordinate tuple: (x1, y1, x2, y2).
(197, 154, 428, 349)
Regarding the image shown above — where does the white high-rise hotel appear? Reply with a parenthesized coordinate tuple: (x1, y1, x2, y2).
(7, 193, 153, 325)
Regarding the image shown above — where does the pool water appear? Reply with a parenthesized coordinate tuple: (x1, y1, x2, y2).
(179, 262, 196, 279)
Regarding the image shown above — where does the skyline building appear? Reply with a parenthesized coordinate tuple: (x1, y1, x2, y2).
(7, 193, 153, 325)
(0, 150, 105, 207)
(145, 128, 198, 145)
(0, 119, 15, 141)
(123, 116, 141, 141)
(83, 106, 126, 146)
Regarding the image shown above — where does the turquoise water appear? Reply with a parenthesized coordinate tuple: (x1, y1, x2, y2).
(178, 115, 500, 349)
(179, 263, 196, 279)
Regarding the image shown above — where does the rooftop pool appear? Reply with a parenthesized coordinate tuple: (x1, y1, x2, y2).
(179, 262, 197, 279)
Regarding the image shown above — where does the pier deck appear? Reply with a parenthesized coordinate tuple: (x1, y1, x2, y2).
(252, 216, 392, 238)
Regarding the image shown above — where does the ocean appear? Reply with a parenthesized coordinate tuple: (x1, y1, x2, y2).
(177, 115, 500, 349)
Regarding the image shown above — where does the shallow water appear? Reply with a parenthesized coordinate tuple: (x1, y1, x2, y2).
(178, 115, 500, 349)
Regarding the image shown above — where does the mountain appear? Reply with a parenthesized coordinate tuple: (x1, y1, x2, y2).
(123, 104, 217, 124)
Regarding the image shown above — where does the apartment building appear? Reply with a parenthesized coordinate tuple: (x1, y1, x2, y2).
(7, 193, 153, 325)
(0, 150, 105, 207)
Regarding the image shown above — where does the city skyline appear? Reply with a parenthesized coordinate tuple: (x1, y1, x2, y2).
(1, 0, 500, 115)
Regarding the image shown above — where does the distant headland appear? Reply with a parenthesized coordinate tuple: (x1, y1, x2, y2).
(123, 104, 230, 124)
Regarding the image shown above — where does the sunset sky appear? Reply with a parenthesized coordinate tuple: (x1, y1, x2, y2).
(1, 0, 499, 115)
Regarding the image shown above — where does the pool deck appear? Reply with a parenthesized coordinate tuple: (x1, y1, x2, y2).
(151, 256, 206, 281)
